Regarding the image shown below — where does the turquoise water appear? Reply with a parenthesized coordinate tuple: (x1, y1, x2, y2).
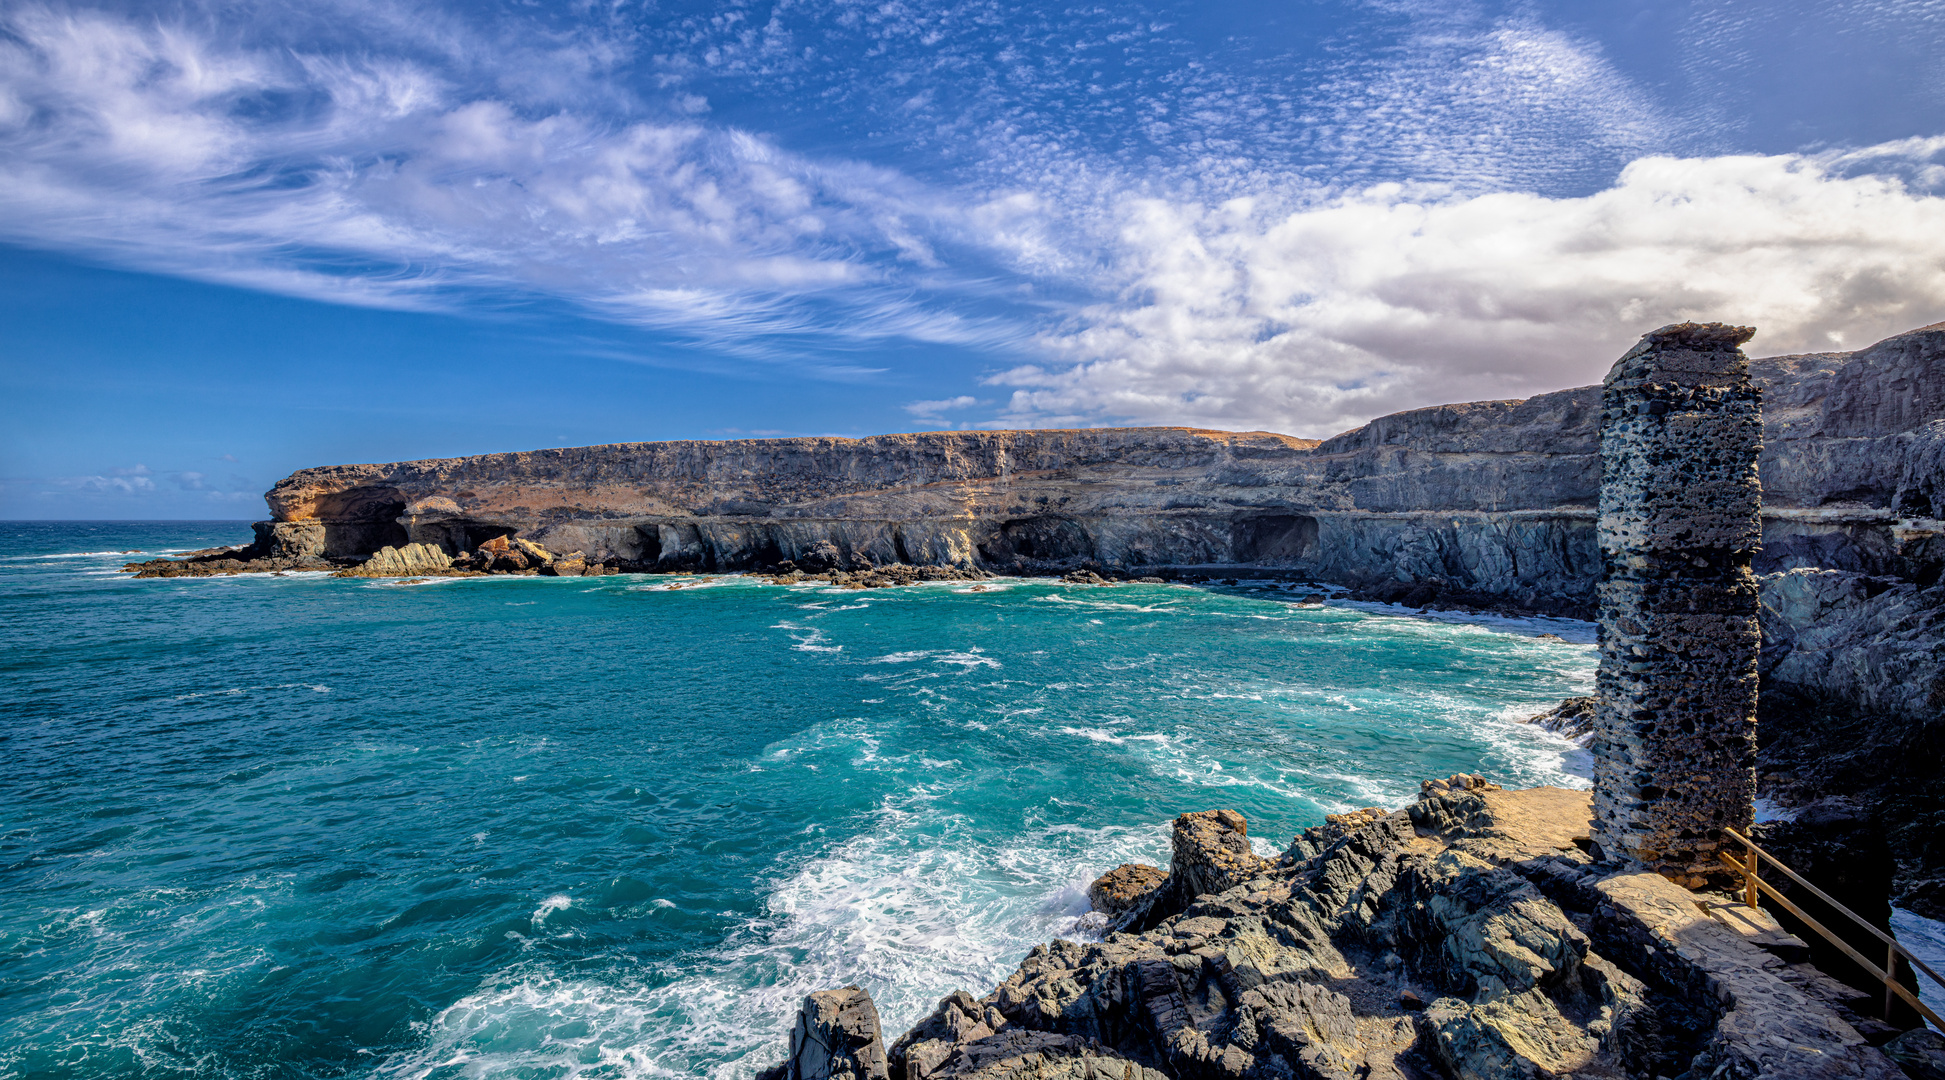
(0, 521, 1595, 1079)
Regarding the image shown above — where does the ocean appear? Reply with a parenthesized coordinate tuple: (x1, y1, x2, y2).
(0, 520, 1597, 1079)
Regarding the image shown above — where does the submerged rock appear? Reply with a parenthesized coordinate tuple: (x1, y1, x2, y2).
(1523, 696, 1596, 742)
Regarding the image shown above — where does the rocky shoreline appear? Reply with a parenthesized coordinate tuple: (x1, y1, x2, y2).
(758, 782, 1941, 1080)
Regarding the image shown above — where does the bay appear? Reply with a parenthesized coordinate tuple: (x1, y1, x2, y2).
(0, 521, 1593, 1079)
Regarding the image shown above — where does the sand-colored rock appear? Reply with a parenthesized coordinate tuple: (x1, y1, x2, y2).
(1086, 864, 1167, 919)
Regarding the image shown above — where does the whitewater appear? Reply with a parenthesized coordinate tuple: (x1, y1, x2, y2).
(0, 521, 1596, 1079)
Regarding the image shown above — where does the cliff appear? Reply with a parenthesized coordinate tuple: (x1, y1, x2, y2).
(245, 322, 1944, 619)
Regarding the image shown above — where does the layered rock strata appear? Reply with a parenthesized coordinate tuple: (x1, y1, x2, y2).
(763, 789, 1904, 1080)
(1591, 323, 1764, 883)
(232, 322, 1945, 620)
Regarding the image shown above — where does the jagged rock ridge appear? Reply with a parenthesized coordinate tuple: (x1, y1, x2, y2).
(765, 791, 1904, 1080)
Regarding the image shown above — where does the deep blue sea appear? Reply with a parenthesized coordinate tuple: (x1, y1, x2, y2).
(0, 521, 1598, 1079)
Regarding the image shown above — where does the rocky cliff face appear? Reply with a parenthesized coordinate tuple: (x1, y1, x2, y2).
(249, 322, 1945, 618)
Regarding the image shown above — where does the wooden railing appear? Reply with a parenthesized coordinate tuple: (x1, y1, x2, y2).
(1719, 826, 1944, 1029)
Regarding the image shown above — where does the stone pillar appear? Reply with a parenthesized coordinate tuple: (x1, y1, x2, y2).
(1590, 322, 1763, 887)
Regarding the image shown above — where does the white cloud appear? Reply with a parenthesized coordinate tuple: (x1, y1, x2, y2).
(2, 2, 1943, 441)
(58, 465, 156, 495)
(902, 395, 979, 418)
(0, 4, 1001, 356)
(987, 142, 1945, 436)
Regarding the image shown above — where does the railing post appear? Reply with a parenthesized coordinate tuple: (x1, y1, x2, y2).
(1886, 945, 1898, 1020)
(1746, 847, 1758, 908)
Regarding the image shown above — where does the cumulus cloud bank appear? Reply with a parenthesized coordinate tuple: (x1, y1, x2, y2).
(996, 141, 1945, 435)
(2, 1, 1943, 437)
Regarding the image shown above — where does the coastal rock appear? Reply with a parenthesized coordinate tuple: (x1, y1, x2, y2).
(1418, 773, 1502, 799)
(919, 1029, 1165, 1080)
(1158, 810, 1272, 922)
(864, 785, 1902, 1080)
(1279, 806, 1392, 864)
(177, 323, 1941, 614)
(1523, 696, 1596, 743)
(1884, 1028, 1945, 1080)
(761, 986, 890, 1080)
(1086, 864, 1168, 919)
(342, 543, 454, 577)
(546, 552, 588, 577)
(1419, 990, 1600, 1080)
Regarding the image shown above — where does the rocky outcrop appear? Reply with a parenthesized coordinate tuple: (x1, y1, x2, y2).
(1087, 865, 1169, 922)
(242, 322, 1944, 611)
(758, 987, 892, 1080)
(792, 791, 1905, 1080)
(338, 542, 455, 577)
(1098, 811, 1276, 935)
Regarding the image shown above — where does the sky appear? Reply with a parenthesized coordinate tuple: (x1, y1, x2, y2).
(3, 0, 1944, 518)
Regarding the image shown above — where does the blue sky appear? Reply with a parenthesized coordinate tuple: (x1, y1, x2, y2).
(3, 0, 1943, 518)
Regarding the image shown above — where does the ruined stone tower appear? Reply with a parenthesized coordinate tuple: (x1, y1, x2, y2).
(1590, 322, 1763, 886)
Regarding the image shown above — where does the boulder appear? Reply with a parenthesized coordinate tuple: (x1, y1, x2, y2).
(512, 537, 554, 568)
(1085, 863, 1167, 918)
(485, 548, 529, 572)
(546, 552, 588, 577)
(1885, 1028, 1945, 1080)
(759, 986, 889, 1080)
(343, 543, 453, 577)
(801, 540, 842, 572)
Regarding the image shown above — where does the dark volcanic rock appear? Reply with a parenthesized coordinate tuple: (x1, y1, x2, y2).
(1524, 696, 1597, 743)
(852, 786, 1901, 1080)
(759, 986, 890, 1080)
(1885, 1028, 1945, 1080)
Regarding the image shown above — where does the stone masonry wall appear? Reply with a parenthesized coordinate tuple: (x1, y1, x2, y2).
(1591, 323, 1764, 884)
